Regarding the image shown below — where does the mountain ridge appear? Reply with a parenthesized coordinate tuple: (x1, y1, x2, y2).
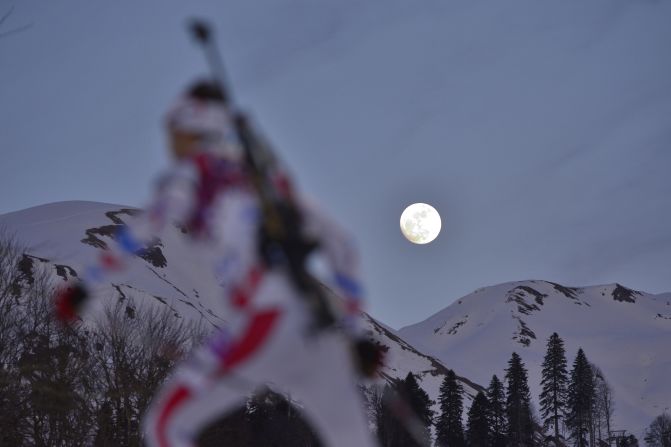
(400, 279, 671, 439)
(2, 201, 668, 438)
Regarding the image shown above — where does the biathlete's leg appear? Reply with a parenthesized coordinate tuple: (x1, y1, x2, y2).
(142, 374, 251, 447)
(143, 308, 282, 447)
(141, 330, 250, 447)
(280, 332, 379, 447)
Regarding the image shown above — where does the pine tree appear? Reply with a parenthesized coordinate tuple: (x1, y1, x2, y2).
(376, 384, 400, 447)
(566, 348, 595, 447)
(505, 352, 535, 447)
(400, 373, 434, 447)
(539, 332, 568, 444)
(436, 369, 465, 447)
(466, 391, 491, 447)
(377, 375, 434, 447)
(487, 375, 507, 447)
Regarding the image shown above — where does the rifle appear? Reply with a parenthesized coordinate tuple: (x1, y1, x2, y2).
(189, 20, 336, 330)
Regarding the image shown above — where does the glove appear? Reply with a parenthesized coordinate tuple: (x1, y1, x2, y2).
(54, 282, 89, 323)
(353, 337, 385, 378)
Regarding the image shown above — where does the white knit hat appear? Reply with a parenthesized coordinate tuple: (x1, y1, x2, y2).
(165, 95, 242, 158)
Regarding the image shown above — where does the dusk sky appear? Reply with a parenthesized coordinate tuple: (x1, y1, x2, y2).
(1, 0, 670, 328)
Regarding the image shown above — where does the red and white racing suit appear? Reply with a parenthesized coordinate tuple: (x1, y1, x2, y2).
(89, 152, 376, 447)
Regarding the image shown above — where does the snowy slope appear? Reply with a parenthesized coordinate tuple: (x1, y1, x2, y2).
(364, 314, 485, 417)
(399, 280, 671, 438)
(0, 201, 482, 415)
(0, 201, 230, 328)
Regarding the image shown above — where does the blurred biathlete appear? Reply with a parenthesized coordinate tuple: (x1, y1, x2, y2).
(54, 81, 382, 447)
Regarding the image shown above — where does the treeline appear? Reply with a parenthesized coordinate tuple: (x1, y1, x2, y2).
(371, 333, 627, 447)
(0, 235, 200, 446)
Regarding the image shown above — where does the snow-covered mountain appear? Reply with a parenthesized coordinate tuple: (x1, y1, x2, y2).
(0, 200, 233, 328)
(399, 280, 671, 438)
(0, 201, 483, 416)
(3, 201, 668, 437)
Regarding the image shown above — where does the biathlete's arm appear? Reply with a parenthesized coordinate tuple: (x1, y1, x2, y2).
(299, 196, 385, 378)
(299, 196, 366, 334)
(55, 162, 198, 322)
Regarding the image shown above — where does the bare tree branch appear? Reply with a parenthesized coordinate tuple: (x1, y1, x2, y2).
(0, 5, 15, 26)
(0, 5, 33, 39)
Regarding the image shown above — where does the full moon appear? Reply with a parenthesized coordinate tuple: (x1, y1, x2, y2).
(400, 203, 442, 244)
